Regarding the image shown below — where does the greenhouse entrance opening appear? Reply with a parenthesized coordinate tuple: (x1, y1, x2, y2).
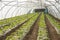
(34, 9, 45, 12)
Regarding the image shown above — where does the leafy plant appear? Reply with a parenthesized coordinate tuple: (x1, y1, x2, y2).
(37, 12, 49, 40)
(46, 14, 60, 34)
(6, 13, 39, 40)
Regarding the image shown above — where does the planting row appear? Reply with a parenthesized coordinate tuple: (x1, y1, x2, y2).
(46, 14, 60, 34)
(0, 13, 35, 25)
(6, 13, 39, 40)
(0, 13, 36, 36)
(37, 12, 49, 40)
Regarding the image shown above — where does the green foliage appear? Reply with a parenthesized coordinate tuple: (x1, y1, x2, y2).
(0, 13, 36, 35)
(6, 13, 39, 40)
(46, 14, 60, 33)
(37, 12, 49, 40)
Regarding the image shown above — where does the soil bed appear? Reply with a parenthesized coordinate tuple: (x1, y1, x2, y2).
(22, 13, 41, 40)
(45, 15, 60, 40)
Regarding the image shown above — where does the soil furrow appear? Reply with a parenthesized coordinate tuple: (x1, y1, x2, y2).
(22, 13, 41, 40)
(0, 14, 36, 40)
(45, 15, 60, 40)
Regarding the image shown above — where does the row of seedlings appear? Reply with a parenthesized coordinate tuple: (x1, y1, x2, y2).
(6, 13, 39, 40)
(46, 14, 60, 34)
(37, 12, 49, 40)
(0, 13, 36, 36)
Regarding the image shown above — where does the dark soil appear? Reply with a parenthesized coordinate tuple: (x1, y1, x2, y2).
(22, 13, 41, 40)
(45, 15, 60, 40)
(0, 14, 36, 40)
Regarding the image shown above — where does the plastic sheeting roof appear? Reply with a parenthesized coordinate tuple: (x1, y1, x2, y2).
(0, 0, 60, 19)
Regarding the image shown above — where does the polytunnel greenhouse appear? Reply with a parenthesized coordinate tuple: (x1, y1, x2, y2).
(0, 0, 60, 40)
